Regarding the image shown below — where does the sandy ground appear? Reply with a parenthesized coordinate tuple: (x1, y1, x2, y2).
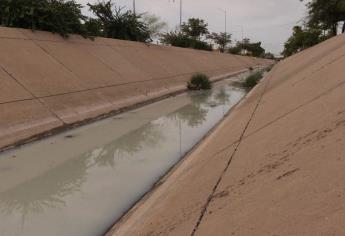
(107, 33, 345, 236)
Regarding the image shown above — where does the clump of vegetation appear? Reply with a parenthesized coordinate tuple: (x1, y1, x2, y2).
(160, 18, 212, 51)
(242, 72, 263, 89)
(187, 73, 212, 90)
(0, 0, 88, 38)
(282, 0, 345, 57)
(0, 0, 164, 41)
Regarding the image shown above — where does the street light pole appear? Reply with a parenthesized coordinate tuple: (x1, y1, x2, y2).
(179, 0, 182, 28)
(218, 8, 227, 34)
(133, 0, 136, 14)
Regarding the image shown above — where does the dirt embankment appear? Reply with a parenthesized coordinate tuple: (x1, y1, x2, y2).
(0, 26, 272, 150)
(107, 33, 345, 235)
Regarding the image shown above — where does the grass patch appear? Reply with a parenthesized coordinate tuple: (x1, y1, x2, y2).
(237, 71, 264, 90)
(187, 73, 212, 90)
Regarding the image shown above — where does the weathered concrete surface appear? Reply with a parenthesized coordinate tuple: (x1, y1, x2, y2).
(0, 27, 272, 150)
(107, 33, 345, 235)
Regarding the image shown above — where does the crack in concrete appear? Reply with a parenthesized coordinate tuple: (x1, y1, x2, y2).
(190, 66, 273, 236)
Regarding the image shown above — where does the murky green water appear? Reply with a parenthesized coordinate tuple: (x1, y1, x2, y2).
(0, 77, 246, 236)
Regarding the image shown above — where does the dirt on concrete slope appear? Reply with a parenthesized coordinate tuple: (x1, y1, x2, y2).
(107, 33, 345, 236)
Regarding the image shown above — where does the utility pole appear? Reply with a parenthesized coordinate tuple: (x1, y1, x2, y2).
(170, 0, 182, 28)
(179, 0, 182, 28)
(133, 0, 136, 14)
(218, 8, 227, 34)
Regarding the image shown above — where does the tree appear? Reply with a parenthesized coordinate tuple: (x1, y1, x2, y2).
(282, 26, 325, 57)
(242, 38, 265, 57)
(142, 13, 167, 39)
(228, 45, 242, 55)
(160, 17, 212, 51)
(84, 18, 103, 37)
(207, 32, 231, 52)
(0, 0, 88, 38)
(181, 18, 209, 40)
(160, 30, 212, 51)
(87, 0, 150, 42)
(302, 0, 345, 36)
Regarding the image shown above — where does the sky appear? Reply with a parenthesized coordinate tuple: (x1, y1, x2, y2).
(77, 0, 307, 55)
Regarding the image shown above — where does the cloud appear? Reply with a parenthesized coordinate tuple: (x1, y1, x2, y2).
(78, 0, 306, 55)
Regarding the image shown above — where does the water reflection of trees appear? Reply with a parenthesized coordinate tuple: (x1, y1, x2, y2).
(0, 121, 165, 222)
(0, 85, 236, 226)
(215, 87, 231, 105)
(169, 90, 213, 128)
(89, 121, 165, 167)
(0, 156, 87, 224)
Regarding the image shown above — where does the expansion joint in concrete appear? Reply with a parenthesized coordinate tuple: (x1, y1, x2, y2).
(190, 69, 273, 236)
(0, 63, 66, 125)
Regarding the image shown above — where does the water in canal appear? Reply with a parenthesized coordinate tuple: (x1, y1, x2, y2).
(0, 77, 246, 236)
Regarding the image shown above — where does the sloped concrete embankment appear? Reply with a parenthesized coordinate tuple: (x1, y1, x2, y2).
(107, 33, 345, 235)
(0, 27, 272, 150)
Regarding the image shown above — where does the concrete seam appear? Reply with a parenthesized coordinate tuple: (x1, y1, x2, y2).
(0, 64, 66, 125)
(0, 67, 249, 105)
(190, 66, 273, 236)
(209, 52, 345, 158)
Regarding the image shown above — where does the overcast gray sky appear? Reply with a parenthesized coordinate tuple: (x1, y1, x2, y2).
(77, 0, 307, 55)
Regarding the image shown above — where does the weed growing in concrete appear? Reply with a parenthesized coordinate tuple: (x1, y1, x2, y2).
(242, 71, 263, 89)
(187, 73, 212, 90)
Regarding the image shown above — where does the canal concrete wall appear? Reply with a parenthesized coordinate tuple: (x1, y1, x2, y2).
(107, 33, 345, 235)
(0, 26, 272, 150)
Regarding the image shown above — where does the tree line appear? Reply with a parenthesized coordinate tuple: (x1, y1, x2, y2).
(0, 0, 272, 57)
(160, 18, 271, 58)
(283, 0, 345, 57)
(0, 0, 163, 41)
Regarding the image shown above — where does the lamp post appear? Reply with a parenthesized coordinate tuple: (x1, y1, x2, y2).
(179, 0, 182, 28)
(170, 0, 183, 28)
(133, 0, 136, 14)
(217, 8, 227, 34)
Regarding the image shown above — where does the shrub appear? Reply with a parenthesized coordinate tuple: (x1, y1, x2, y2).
(187, 73, 212, 90)
(160, 31, 212, 51)
(242, 72, 263, 89)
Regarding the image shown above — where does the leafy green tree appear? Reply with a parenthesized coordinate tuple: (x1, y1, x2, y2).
(243, 40, 265, 57)
(0, 0, 88, 37)
(84, 18, 103, 37)
(302, 0, 345, 36)
(181, 18, 209, 40)
(160, 30, 212, 51)
(228, 38, 265, 57)
(160, 18, 212, 51)
(87, 0, 150, 42)
(228, 44, 242, 55)
(282, 26, 325, 57)
(207, 32, 231, 52)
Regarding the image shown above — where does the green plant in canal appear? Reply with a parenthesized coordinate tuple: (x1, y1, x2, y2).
(187, 73, 212, 90)
(242, 71, 263, 89)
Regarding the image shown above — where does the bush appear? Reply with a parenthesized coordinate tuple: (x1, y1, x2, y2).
(0, 0, 88, 38)
(187, 73, 212, 90)
(160, 31, 212, 51)
(242, 72, 263, 89)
